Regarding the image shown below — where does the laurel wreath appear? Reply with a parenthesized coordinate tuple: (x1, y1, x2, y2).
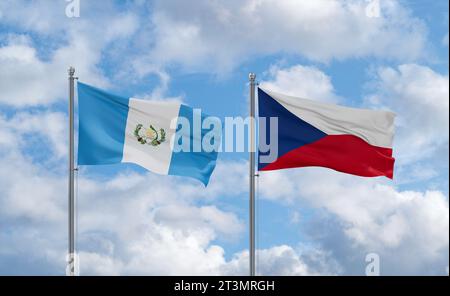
(134, 124, 166, 146)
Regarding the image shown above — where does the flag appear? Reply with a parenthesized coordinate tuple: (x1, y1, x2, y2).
(258, 88, 395, 179)
(77, 82, 221, 185)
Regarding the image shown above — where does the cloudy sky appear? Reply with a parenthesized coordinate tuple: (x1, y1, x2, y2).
(0, 0, 448, 275)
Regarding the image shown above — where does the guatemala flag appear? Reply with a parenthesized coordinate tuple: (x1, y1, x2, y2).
(258, 88, 395, 179)
(77, 82, 221, 186)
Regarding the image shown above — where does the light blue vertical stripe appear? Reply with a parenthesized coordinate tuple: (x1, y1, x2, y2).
(168, 104, 220, 186)
(77, 82, 129, 165)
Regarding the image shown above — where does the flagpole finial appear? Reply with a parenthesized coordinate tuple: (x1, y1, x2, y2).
(68, 67, 75, 77)
(249, 73, 256, 82)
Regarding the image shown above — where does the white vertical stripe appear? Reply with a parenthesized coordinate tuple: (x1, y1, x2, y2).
(122, 98, 180, 175)
(262, 88, 395, 148)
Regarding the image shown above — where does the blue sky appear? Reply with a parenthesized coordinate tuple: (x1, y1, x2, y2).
(0, 0, 448, 275)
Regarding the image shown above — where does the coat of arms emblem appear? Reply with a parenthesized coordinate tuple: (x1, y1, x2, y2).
(133, 124, 166, 146)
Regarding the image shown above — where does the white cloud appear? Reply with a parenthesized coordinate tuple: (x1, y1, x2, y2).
(154, 205, 244, 240)
(223, 244, 343, 276)
(258, 168, 449, 275)
(260, 65, 340, 103)
(73, 162, 449, 275)
(0, 0, 431, 107)
(0, 112, 68, 222)
(80, 220, 227, 275)
(147, 0, 427, 72)
(0, 155, 66, 223)
(225, 246, 310, 276)
(366, 64, 449, 165)
(0, 0, 67, 34)
(4, 111, 67, 158)
(0, 33, 105, 107)
(0, 1, 137, 37)
(0, 154, 314, 275)
(0, 1, 139, 107)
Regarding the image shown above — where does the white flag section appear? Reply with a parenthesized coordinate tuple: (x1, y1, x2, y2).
(77, 82, 221, 185)
(122, 99, 180, 175)
(261, 88, 395, 148)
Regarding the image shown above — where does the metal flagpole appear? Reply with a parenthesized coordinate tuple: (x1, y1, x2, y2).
(249, 73, 256, 276)
(68, 67, 76, 276)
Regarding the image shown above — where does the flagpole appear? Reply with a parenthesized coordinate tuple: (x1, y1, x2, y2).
(68, 67, 76, 276)
(249, 73, 256, 276)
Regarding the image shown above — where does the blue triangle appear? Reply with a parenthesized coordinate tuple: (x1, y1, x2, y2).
(258, 88, 327, 170)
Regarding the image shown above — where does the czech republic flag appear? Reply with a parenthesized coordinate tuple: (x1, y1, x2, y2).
(258, 88, 395, 179)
